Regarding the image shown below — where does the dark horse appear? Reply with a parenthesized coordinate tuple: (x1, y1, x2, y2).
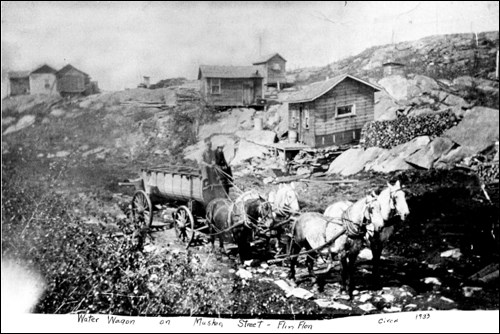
(205, 192, 273, 263)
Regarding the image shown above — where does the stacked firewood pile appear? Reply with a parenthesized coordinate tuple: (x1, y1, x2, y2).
(361, 111, 457, 149)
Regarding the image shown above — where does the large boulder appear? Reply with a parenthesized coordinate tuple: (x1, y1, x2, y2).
(378, 76, 409, 101)
(235, 130, 276, 146)
(328, 147, 385, 176)
(230, 140, 270, 166)
(443, 94, 471, 109)
(443, 107, 499, 155)
(434, 146, 473, 168)
(365, 136, 431, 173)
(3, 115, 36, 135)
(405, 137, 455, 169)
(407, 75, 440, 97)
(375, 91, 398, 121)
(198, 108, 256, 139)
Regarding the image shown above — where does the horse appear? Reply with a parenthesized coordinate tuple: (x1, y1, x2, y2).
(205, 191, 274, 263)
(324, 181, 410, 286)
(267, 182, 300, 254)
(268, 182, 300, 217)
(288, 192, 385, 299)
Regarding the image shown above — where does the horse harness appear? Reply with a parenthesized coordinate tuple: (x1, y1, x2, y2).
(332, 197, 378, 239)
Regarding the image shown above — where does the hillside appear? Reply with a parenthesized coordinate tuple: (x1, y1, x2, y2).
(288, 31, 499, 86)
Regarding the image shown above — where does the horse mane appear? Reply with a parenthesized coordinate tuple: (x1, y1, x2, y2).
(378, 186, 392, 221)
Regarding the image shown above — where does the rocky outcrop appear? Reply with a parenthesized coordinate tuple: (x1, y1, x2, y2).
(405, 137, 455, 169)
(327, 147, 385, 176)
(367, 136, 431, 173)
(3, 115, 36, 135)
(443, 107, 499, 155)
(289, 31, 498, 88)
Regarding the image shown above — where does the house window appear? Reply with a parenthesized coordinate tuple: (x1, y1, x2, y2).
(44, 79, 50, 89)
(303, 108, 310, 129)
(336, 104, 356, 118)
(210, 78, 221, 95)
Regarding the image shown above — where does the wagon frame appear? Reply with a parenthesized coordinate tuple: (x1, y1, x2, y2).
(120, 164, 228, 248)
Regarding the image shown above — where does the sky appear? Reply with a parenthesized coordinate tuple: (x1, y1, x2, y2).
(1, 1, 499, 94)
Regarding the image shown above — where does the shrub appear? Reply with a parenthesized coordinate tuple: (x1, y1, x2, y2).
(1, 170, 230, 315)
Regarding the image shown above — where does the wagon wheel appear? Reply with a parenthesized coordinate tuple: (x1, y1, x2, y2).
(131, 190, 153, 229)
(174, 206, 195, 248)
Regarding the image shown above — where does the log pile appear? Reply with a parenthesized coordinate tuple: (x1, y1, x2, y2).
(361, 111, 457, 149)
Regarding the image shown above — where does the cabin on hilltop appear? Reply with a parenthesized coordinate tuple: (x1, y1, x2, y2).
(56, 64, 91, 97)
(8, 71, 30, 96)
(287, 74, 380, 148)
(252, 53, 287, 89)
(29, 64, 58, 95)
(198, 65, 264, 108)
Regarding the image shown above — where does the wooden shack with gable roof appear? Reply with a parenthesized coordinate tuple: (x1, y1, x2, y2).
(287, 74, 380, 147)
(198, 65, 264, 107)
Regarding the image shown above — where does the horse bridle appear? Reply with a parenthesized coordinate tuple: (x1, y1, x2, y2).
(339, 197, 377, 238)
(389, 188, 404, 212)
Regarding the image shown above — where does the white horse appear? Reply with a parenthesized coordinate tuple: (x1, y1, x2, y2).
(268, 182, 300, 217)
(289, 193, 385, 299)
(324, 181, 410, 284)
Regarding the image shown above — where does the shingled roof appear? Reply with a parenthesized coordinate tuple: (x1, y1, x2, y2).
(198, 65, 263, 79)
(287, 74, 380, 103)
(57, 64, 89, 77)
(253, 53, 286, 65)
(31, 64, 57, 75)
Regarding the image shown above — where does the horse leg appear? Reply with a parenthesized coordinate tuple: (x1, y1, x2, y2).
(370, 233, 383, 289)
(347, 250, 359, 300)
(340, 251, 349, 294)
(208, 224, 216, 253)
(235, 227, 251, 264)
(287, 242, 301, 280)
(218, 235, 226, 255)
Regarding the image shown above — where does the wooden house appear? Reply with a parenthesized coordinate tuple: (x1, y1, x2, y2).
(253, 53, 287, 88)
(29, 65, 58, 95)
(287, 74, 380, 148)
(56, 64, 90, 96)
(8, 71, 30, 96)
(198, 65, 264, 107)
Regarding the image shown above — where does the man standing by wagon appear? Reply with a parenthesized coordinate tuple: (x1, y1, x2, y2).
(200, 137, 217, 187)
(214, 144, 233, 195)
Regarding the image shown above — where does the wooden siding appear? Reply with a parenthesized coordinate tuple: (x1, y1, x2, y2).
(57, 68, 89, 93)
(314, 78, 375, 136)
(288, 77, 376, 147)
(266, 55, 287, 85)
(9, 77, 30, 96)
(202, 77, 263, 106)
(29, 73, 58, 95)
(315, 128, 362, 146)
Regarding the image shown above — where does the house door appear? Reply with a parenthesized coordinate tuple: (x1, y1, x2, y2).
(242, 82, 253, 105)
(298, 106, 303, 142)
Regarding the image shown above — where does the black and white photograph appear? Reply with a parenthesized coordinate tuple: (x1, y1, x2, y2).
(1, 1, 499, 332)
